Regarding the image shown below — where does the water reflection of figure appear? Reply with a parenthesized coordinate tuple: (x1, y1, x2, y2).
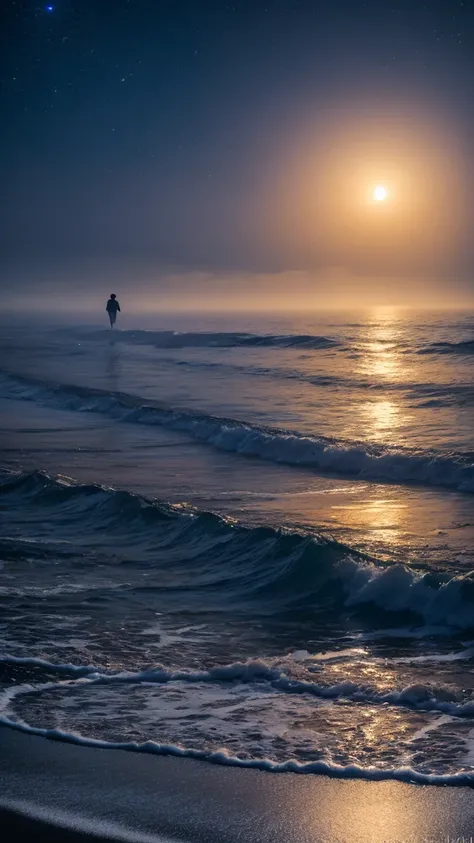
(106, 344, 120, 385)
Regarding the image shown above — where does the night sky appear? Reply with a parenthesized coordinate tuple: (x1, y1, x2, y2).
(2, 1, 474, 304)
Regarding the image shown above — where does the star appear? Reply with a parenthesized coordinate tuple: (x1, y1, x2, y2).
(45, 5, 54, 12)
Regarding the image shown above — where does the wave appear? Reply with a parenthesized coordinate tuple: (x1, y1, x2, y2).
(419, 339, 474, 356)
(1, 371, 474, 493)
(1, 658, 474, 785)
(76, 328, 342, 351)
(3, 716, 473, 786)
(2, 471, 474, 629)
(4, 655, 474, 717)
(62, 326, 474, 358)
(147, 356, 474, 406)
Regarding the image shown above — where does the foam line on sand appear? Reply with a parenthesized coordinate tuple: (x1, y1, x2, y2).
(1, 726, 474, 843)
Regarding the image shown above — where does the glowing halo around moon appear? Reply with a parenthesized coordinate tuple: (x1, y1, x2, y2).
(373, 185, 388, 202)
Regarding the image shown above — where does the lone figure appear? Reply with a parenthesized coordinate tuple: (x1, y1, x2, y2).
(106, 293, 121, 328)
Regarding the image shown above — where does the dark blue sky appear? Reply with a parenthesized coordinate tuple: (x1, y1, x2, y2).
(2, 0, 474, 295)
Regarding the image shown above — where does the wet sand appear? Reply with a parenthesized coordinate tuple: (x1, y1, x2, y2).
(1, 726, 474, 843)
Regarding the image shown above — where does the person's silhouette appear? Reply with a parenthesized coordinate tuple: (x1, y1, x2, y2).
(106, 294, 121, 328)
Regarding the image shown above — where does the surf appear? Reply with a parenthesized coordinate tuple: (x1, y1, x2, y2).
(2, 471, 474, 630)
(1, 371, 473, 494)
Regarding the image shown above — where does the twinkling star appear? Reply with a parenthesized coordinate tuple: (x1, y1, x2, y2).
(45, 5, 54, 12)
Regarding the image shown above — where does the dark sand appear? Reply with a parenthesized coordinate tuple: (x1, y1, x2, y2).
(1, 727, 474, 842)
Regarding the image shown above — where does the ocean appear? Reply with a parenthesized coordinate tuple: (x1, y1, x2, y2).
(1, 308, 474, 786)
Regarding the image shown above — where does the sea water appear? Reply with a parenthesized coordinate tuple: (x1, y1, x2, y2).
(0, 308, 473, 784)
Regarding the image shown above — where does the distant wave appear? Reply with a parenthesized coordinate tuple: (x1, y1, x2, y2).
(419, 339, 474, 356)
(59, 325, 474, 358)
(1, 371, 473, 494)
(1, 471, 473, 629)
(151, 356, 474, 407)
(77, 328, 342, 350)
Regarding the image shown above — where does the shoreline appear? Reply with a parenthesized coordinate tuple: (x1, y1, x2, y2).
(1, 726, 474, 843)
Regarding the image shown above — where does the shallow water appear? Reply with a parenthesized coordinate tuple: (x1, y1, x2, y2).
(0, 309, 473, 784)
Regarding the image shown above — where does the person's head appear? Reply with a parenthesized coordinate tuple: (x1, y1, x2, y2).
(110, 293, 116, 300)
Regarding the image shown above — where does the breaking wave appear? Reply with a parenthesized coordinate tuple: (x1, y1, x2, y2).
(1, 372, 473, 494)
(1, 471, 473, 629)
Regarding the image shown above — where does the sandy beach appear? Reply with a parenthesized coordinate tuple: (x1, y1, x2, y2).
(1, 726, 474, 842)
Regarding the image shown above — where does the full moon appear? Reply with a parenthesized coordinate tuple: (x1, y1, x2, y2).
(373, 185, 388, 201)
